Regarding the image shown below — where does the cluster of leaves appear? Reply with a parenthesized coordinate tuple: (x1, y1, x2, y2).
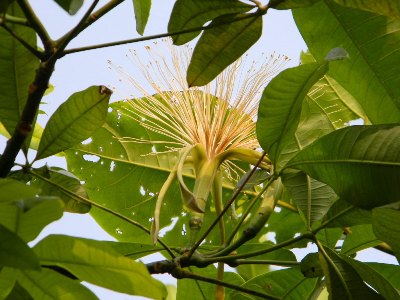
(0, 0, 400, 299)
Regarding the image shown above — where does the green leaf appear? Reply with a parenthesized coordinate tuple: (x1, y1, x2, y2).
(187, 13, 262, 86)
(101, 241, 164, 260)
(235, 242, 297, 278)
(4, 280, 32, 300)
(316, 227, 343, 248)
(293, 1, 400, 123)
(367, 263, 400, 290)
(372, 207, 400, 260)
(0, 0, 14, 14)
(341, 224, 380, 255)
(53, 0, 83, 15)
(36, 85, 112, 160)
(269, 0, 320, 9)
(65, 101, 237, 247)
(300, 252, 324, 278)
(0, 268, 16, 300)
(332, 0, 400, 19)
(0, 178, 64, 242)
(282, 171, 337, 228)
(319, 247, 383, 299)
(300, 50, 369, 128)
(230, 268, 318, 300)
(256, 62, 329, 168)
(34, 235, 167, 299)
(168, 0, 253, 45)
(0, 4, 37, 137)
(0, 198, 64, 243)
(13, 267, 97, 299)
(177, 266, 244, 300)
(342, 258, 400, 299)
(322, 198, 371, 228)
(0, 178, 37, 202)
(132, 0, 151, 35)
(261, 206, 308, 245)
(30, 167, 91, 213)
(0, 224, 40, 270)
(286, 125, 400, 209)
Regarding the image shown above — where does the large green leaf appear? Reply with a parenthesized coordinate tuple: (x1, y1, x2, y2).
(34, 234, 167, 299)
(293, 1, 400, 123)
(187, 13, 262, 86)
(53, 0, 83, 15)
(332, 0, 400, 19)
(0, 179, 64, 242)
(0, 4, 37, 137)
(0, 224, 40, 270)
(342, 258, 400, 299)
(319, 247, 383, 299)
(321, 198, 371, 228)
(283, 171, 337, 228)
(372, 207, 400, 260)
(132, 0, 151, 35)
(0, 178, 37, 202)
(286, 125, 400, 209)
(367, 263, 400, 290)
(36, 85, 112, 160)
(103, 241, 164, 260)
(341, 224, 380, 255)
(256, 62, 329, 168)
(0, 268, 16, 299)
(230, 268, 318, 300)
(0, 198, 64, 242)
(65, 101, 237, 247)
(168, 0, 253, 45)
(30, 167, 91, 213)
(300, 51, 369, 127)
(13, 267, 97, 299)
(5, 282, 33, 300)
(269, 0, 320, 9)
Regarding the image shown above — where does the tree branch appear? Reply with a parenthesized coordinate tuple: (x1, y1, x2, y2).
(61, 11, 263, 56)
(55, 0, 123, 56)
(55, 0, 100, 54)
(0, 60, 55, 177)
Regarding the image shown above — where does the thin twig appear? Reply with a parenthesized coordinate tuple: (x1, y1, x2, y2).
(233, 259, 300, 267)
(29, 170, 176, 258)
(188, 152, 267, 257)
(55, 0, 100, 54)
(61, 11, 263, 56)
(203, 233, 314, 264)
(224, 178, 272, 246)
(16, 0, 52, 48)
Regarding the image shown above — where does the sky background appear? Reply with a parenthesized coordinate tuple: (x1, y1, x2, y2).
(0, 1, 396, 299)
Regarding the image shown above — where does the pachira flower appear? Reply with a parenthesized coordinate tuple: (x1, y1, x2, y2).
(119, 39, 287, 244)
